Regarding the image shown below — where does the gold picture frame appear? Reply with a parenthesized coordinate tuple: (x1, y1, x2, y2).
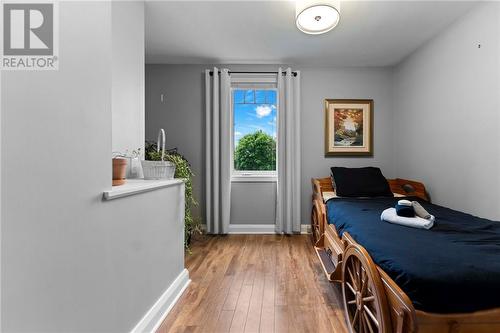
(324, 99, 373, 156)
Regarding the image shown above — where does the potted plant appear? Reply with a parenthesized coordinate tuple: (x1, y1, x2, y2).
(112, 154, 128, 186)
(145, 141, 202, 248)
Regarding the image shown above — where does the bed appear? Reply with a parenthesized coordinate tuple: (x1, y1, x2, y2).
(311, 176, 500, 333)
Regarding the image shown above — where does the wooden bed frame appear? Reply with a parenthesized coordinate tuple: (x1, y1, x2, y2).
(311, 177, 500, 333)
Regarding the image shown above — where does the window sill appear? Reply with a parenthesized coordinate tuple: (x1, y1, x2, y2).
(103, 179, 184, 200)
(231, 175, 277, 183)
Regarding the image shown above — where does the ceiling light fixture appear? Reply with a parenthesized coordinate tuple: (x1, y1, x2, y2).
(295, 0, 340, 35)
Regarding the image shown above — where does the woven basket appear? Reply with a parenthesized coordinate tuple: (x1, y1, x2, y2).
(142, 129, 176, 180)
(141, 160, 175, 180)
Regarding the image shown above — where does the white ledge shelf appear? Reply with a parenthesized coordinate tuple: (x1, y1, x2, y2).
(103, 179, 184, 201)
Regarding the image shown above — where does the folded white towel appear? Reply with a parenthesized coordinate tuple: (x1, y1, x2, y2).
(381, 208, 435, 230)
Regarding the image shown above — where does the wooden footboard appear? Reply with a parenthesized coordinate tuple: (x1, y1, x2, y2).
(310, 177, 500, 333)
(314, 223, 344, 282)
(311, 177, 342, 281)
(311, 197, 324, 247)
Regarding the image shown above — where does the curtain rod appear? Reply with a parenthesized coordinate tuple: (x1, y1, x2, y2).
(209, 70, 297, 77)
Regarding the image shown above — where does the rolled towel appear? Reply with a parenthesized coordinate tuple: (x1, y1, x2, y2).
(381, 208, 435, 230)
(395, 203, 415, 217)
(412, 201, 432, 220)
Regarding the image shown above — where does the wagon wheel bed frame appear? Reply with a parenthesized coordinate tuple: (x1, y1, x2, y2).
(311, 177, 500, 333)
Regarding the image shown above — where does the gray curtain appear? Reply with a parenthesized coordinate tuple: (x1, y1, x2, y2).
(205, 68, 232, 234)
(276, 67, 301, 234)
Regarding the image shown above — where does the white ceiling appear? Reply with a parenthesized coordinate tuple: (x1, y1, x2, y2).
(145, 1, 477, 67)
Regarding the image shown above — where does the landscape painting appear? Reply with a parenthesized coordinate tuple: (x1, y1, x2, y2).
(333, 108, 364, 147)
(325, 99, 373, 156)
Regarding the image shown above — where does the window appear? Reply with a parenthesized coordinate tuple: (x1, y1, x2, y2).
(232, 88, 277, 177)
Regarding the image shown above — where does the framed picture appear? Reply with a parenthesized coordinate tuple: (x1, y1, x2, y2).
(324, 99, 373, 156)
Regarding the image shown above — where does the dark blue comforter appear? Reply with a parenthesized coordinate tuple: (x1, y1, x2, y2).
(326, 196, 500, 313)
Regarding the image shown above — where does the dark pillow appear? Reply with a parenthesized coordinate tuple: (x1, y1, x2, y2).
(330, 167, 393, 197)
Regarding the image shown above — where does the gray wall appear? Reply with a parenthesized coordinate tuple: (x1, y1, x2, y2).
(146, 64, 205, 220)
(145, 65, 395, 226)
(393, 2, 500, 219)
(111, 1, 145, 154)
(300, 67, 395, 224)
(231, 182, 276, 225)
(1, 2, 185, 332)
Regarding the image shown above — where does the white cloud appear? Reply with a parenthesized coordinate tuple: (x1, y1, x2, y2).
(255, 105, 273, 118)
(235, 131, 243, 136)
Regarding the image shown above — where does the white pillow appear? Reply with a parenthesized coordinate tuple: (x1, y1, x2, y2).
(322, 191, 337, 202)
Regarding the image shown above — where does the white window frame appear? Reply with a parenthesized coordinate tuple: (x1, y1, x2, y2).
(230, 84, 278, 182)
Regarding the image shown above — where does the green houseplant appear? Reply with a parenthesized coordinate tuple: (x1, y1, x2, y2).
(145, 142, 202, 248)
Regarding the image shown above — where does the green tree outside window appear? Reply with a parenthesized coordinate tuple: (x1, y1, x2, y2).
(234, 130, 276, 171)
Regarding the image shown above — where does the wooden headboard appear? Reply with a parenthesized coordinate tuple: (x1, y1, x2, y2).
(387, 178, 429, 201)
(313, 177, 429, 201)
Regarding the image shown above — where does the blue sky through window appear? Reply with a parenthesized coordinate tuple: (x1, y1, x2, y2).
(233, 89, 277, 146)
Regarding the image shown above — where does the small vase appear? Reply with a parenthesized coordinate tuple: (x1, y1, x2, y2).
(112, 158, 128, 186)
(126, 157, 144, 179)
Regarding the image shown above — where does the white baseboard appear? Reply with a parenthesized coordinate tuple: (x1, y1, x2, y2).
(203, 224, 311, 235)
(301, 224, 311, 234)
(130, 268, 190, 333)
(228, 224, 276, 234)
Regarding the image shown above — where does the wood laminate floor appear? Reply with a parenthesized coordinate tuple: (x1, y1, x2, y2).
(157, 235, 348, 333)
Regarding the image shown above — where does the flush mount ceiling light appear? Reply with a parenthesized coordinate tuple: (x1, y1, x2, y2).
(296, 0, 340, 35)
